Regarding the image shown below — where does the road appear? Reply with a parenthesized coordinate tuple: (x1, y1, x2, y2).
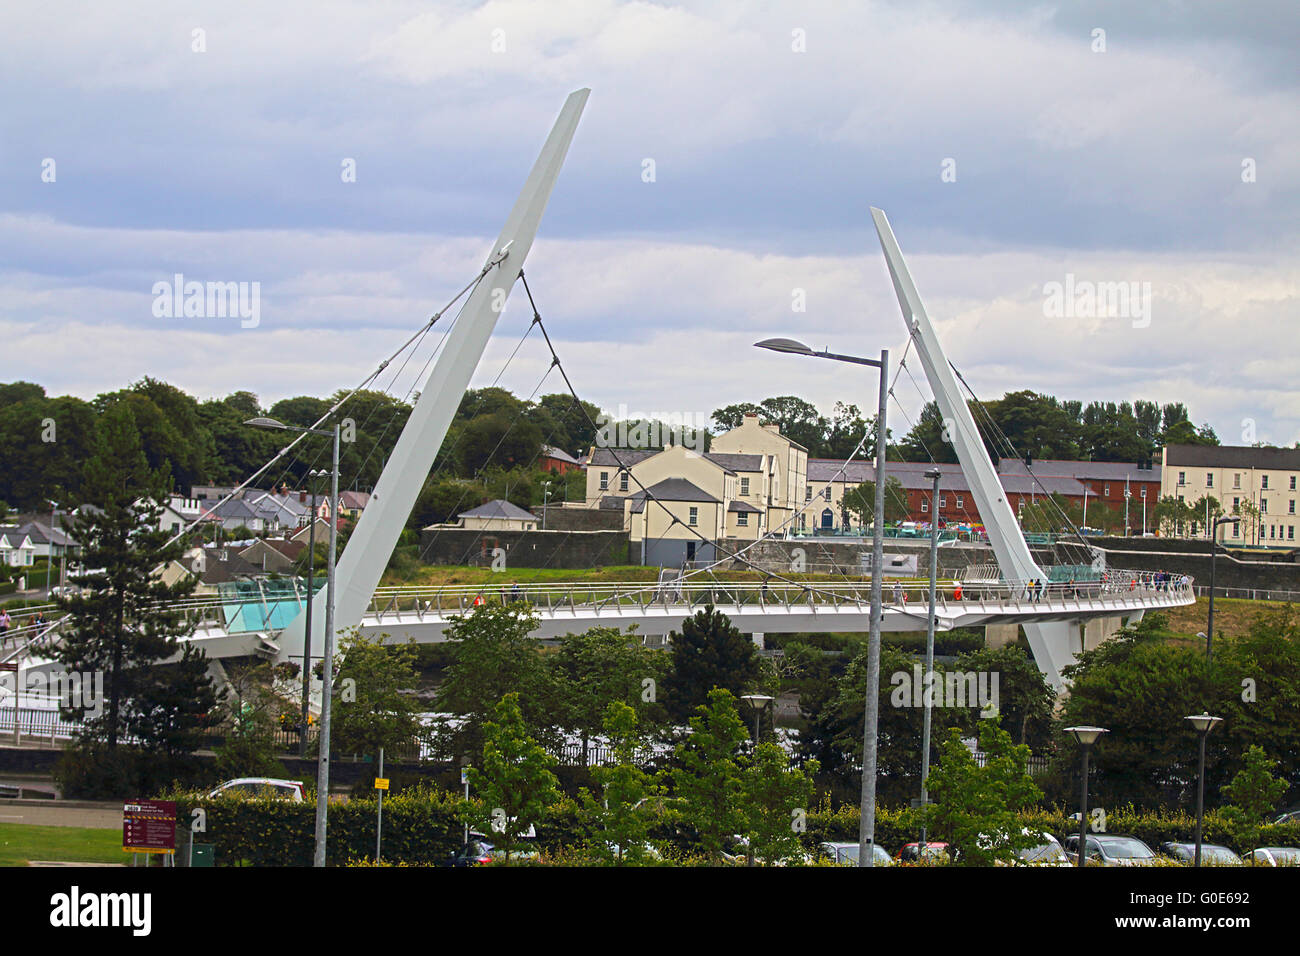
(0, 799, 120, 829)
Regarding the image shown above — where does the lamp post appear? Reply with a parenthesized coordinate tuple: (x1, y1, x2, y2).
(919, 468, 941, 852)
(247, 416, 341, 868)
(46, 500, 59, 597)
(1206, 516, 1234, 661)
(740, 693, 774, 745)
(1065, 726, 1108, 867)
(1185, 713, 1222, 868)
(542, 480, 552, 530)
(756, 336, 888, 868)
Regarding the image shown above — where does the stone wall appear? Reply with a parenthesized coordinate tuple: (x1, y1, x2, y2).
(418, 527, 628, 569)
(536, 505, 625, 532)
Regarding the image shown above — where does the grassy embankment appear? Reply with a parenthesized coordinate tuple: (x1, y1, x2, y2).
(0, 824, 124, 867)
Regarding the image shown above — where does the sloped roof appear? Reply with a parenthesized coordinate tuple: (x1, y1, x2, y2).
(458, 499, 538, 522)
(541, 445, 583, 465)
(998, 458, 1156, 482)
(727, 500, 763, 513)
(705, 452, 764, 472)
(1164, 444, 1300, 470)
(626, 478, 721, 513)
(586, 447, 662, 469)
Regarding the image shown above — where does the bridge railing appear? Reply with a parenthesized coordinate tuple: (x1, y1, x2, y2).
(361, 569, 1193, 621)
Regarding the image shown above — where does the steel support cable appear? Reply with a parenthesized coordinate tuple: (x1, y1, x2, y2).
(520, 271, 881, 603)
(164, 254, 507, 548)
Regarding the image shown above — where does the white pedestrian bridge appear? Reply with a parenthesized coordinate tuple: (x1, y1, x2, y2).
(4, 569, 1192, 672)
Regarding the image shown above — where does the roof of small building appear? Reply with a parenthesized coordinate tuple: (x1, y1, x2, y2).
(626, 478, 721, 513)
(1164, 443, 1300, 470)
(998, 458, 1157, 483)
(704, 452, 764, 473)
(727, 500, 763, 513)
(540, 445, 583, 465)
(586, 448, 661, 469)
(458, 499, 538, 522)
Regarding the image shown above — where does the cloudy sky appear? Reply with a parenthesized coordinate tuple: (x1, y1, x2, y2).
(3, 0, 1297, 447)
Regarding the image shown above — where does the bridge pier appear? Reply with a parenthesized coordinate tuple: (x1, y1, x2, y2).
(984, 622, 1020, 650)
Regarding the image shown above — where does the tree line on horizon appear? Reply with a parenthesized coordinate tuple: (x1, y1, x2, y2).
(0, 378, 1241, 522)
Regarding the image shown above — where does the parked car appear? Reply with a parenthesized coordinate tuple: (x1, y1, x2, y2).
(1272, 809, 1300, 825)
(206, 777, 305, 802)
(1016, 832, 1071, 867)
(1160, 842, 1243, 866)
(818, 841, 892, 866)
(444, 838, 495, 867)
(896, 841, 950, 864)
(1250, 847, 1300, 867)
(1064, 834, 1158, 866)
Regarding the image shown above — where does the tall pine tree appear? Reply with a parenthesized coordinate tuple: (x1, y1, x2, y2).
(54, 402, 218, 752)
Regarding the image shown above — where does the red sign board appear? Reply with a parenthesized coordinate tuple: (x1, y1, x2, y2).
(123, 799, 176, 852)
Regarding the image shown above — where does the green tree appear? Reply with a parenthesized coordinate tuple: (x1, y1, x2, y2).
(331, 628, 425, 759)
(843, 476, 908, 526)
(923, 719, 1043, 866)
(954, 645, 1056, 748)
(670, 688, 749, 863)
(664, 606, 763, 723)
(465, 693, 559, 863)
(581, 702, 658, 865)
(52, 402, 214, 750)
(436, 603, 556, 756)
(550, 625, 668, 765)
(741, 743, 819, 866)
(1221, 744, 1288, 857)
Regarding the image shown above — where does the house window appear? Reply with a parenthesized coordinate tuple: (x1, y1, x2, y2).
(599, 471, 609, 491)
(1262, 499, 1268, 513)
(799, 513, 807, 530)
(1233, 473, 1241, 489)
(740, 477, 750, 496)
(805, 485, 812, 502)
(1104, 484, 1110, 496)
(1233, 497, 1240, 511)
(1262, 475, 1270, 490)
(823, 486, 832, 501)
(1289, 526, 1295, 540)
(688, 507, 698, 526)
(1232, 521, 1240, 537)
(1290, 500, 1296, 514)
(956, 496, 964, 509)
(1178, 471, 1186, 485)
(921, 499, 929, 513)
(737, 512, 748, 527)
(1291, 476, 1297, 491)
(939, 495, 947, 508)
(1206, 472, 1214, 488)
(619, 472, 629, 492)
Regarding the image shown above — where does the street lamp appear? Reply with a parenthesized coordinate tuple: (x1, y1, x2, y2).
(918, 468, 941, 852)
(542, 480, 552, 530)
(247, 415, 341, 868)
(1206, 516, 1234, 660)
(756, 336, 888, 868)
(1065, 726, 1108, 867)
(740, 693, 774, 744)
(1185, 713, 1223, 868)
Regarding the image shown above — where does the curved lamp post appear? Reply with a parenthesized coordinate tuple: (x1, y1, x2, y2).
(740, 693, 775, 744)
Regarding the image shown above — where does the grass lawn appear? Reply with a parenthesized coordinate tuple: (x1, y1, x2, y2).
(1161, 595, 1293, 644)
(0, 823, 126, 867)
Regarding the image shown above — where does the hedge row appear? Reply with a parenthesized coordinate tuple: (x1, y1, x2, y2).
(164, 787, 1300, 866)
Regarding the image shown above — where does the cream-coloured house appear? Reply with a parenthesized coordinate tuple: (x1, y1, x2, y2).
(1162, 444, 1300, 546)
(709, 412, 808, 532)
(451, 499, 540, 533)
